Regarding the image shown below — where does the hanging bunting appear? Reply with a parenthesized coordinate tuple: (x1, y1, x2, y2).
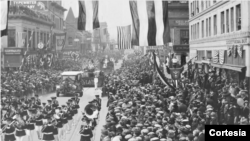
(213, 50, 219, 64)
(237, 45, 243, 58)
(227, 45, 232, 57)
(234, 45, 237, 58)
(219, 50, 225, 64)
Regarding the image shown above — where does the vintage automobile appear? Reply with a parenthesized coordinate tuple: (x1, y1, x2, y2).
(56, 71, 84, 97)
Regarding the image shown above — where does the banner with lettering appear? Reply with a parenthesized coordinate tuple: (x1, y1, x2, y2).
(169, 67, 183, 80)
(11, 1, 48, 11)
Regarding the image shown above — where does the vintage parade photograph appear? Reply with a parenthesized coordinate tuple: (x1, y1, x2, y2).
(0, 0, 250, 141)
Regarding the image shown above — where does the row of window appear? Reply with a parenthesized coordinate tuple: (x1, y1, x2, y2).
(191, 4, 241, 40)
(8, 28, 52, 49)
(190, 0, 218, 17)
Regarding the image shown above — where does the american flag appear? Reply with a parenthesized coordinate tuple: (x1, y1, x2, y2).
(213, 50, 219, 64)
(237, 45, 243, 58)
(227, 45, 232, 57)
(219, 50, 225, 64)
(117, 25, 132, 50)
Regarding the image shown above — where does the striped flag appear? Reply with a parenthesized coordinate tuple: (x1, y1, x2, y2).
(213, 50, 219, 64)
(117, 25, 132, 49)
(129, 0, 170, 46)
(1, 0, 10, 37)
(78, 0, 100, 31)
(219, 50, 225, 64)
(153, 52, 175, 90)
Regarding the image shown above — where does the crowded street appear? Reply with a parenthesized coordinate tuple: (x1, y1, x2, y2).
(1, 0, 250, 141)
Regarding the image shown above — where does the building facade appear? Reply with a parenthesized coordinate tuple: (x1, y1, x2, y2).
(189, 0, 250, 88)
(169, 1, 189, 66)
(3, 1, 66, 68)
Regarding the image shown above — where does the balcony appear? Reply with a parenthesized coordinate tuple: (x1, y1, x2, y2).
(8, 5, 54, 26)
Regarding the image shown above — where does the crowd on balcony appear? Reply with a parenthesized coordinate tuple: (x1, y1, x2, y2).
(9, 5, 52, 22)
(100, 53, 249, 141)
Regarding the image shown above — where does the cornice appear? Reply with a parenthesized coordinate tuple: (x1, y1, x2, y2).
(190, 31, 250, 44)
(9, 14, 53, 26)
(189, 1, 229, 22)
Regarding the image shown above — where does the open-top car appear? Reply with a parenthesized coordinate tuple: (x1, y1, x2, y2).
(56, 71, 84, 97)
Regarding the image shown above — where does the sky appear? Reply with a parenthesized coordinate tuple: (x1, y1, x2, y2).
(62, 0, 132, 41)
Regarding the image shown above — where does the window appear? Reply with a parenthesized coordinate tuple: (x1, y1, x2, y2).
(197, 22, 200, 39)
(43, 33, 46, 45)
(221, 11, 225, 33)
(214, 15, 217, 35)
(180, 30, 189, 44)
(202, 20, 204, 38)
(23, 29, 27, 48)
(201, 0, 204, 11)
(40, 32, 43, 44)
(196, 0, 199, 13)
(47, 33, 49, 47)
(8, 29, 16, 47)
(226, 9, 229, 33)
(68, 37, 73, 45)
(206, 18, 208, 37)
(209, 17, 211, 36)
(207, 51, 212, 59)
(191, 2, 193, 16)
(28, 30, 31, 49)
(236, 4, 241, 30)
(32, 31, 35, 50)
(231, 7, 234, 31)
(37, 31, 39, 48)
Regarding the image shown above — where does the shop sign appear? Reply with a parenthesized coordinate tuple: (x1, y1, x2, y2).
(174, 45, 189, 52)
(11, 1, 48, 11)
(4, 48, 23, 55)
(175, 20, 189, 26)
(146, 45, 165, 51)
(226, 38, 248, 45)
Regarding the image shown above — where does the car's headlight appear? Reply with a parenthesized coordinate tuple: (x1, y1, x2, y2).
(56, 85, 60, 89)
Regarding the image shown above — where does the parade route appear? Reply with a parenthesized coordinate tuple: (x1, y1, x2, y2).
(22, 87, 101, 141)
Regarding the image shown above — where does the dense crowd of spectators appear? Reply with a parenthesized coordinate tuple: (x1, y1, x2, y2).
(100, 55, 249, 141)
(1, 69, 61, 97)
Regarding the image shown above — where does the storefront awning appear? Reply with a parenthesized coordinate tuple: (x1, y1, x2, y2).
(211, 63, 246, 72)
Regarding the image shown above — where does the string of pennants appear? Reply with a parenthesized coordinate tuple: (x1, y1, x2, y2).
(213, 45, 243, 65)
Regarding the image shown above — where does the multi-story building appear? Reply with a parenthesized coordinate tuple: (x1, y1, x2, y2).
(189, 0, 250, 88)
(169, 1, 189, 66)
(64, 7, 85, 55)
(3, 1, 66, 68)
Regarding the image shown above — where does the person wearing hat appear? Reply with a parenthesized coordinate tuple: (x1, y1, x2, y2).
(95, 95, 102, 111)
(79, 122, 93, 141)
(41, 116, 55, 141)
(51, 97, 59, 108)
(35, 107, 44, 140)
(35, 94, 41, 106)
(14, 113, 26, 141)
(25, 108, 36, 141)
(2, 118, 16, 141)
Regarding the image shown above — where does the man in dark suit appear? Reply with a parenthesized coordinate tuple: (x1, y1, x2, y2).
(79, 124, 93, 141)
